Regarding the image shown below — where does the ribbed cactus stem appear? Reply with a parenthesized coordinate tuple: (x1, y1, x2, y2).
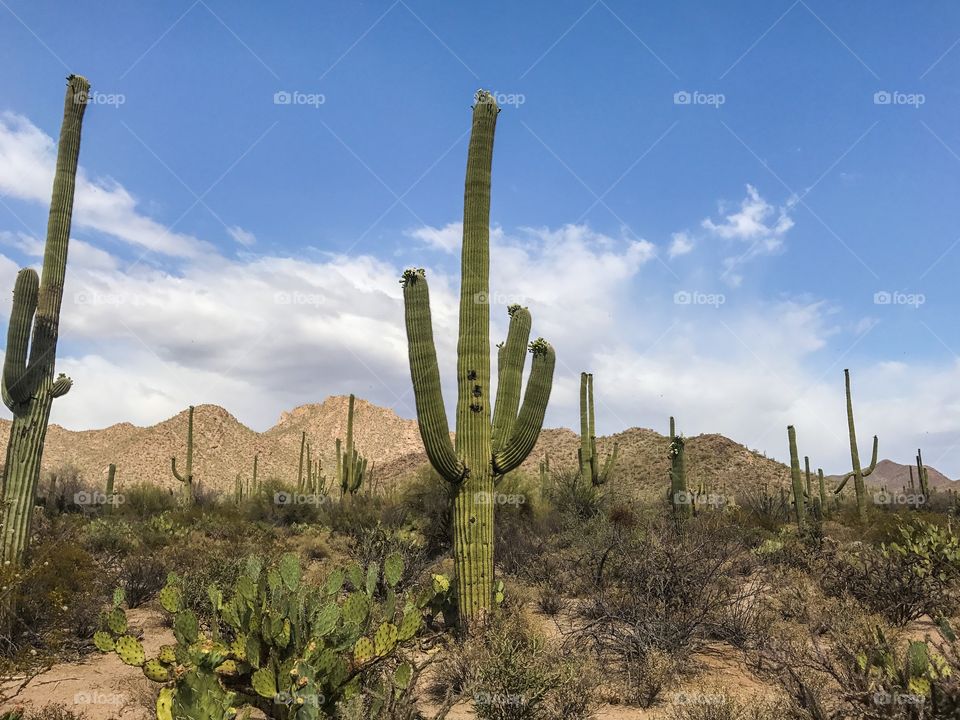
(578, 373, 617, 485)
(297, 431, 306, 491)
(908, 465, 916, 493)
(818, 468, 827, 511)
(787, 425, 806, 527)
(669, 416, 691, 519)
(170, 405, 195, 504)
(1, 76, 88, 569)
(917, 449, 930, 500)
(105, 464, 116, 514)
(252, 452, 258, 492)
(833, 369, 877, 521)
(401, 91, 555, 631)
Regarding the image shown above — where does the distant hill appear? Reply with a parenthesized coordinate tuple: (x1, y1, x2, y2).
(0, 397, 951, 499)
(825, 458, 956, 492)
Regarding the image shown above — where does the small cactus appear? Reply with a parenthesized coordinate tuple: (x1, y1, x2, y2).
(170, 405, 196, 504)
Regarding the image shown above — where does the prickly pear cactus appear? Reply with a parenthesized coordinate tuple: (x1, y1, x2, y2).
(95, 553, 446, 718)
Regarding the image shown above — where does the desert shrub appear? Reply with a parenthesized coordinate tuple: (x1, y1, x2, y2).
(0, 705, 88, 720)
(736, 485, 792, 532)
(397, 467, 451, 557)
(236, 478, 324, 525)
(573, 515, 754, 703)
(160, 541, 247, 622)
(119, 553, 167, 608)
(114, 481, 177, 519)
(666, 690, 789, 720)
(79, 517, 138, 558)
(818, 520, 960, 626)
(430, 608, 598, 720)
(536, 578, 565, 617)
(322, 493, 399, 538)
(545, 466, 604, 520)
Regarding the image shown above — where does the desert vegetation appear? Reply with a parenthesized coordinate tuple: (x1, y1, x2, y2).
(1, 79, 959, 720)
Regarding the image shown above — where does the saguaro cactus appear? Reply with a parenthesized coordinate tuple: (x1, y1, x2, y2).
(787, 426, 806, 527)
(170, 405, 196, 503)
(337, 394, 368, 496)
(916, 449, 930, 501)
(833, 369, 878, 520)
(401, 91, 555, 630)
(1, 76, 89, 567)
(104, 463, 116, 513)
(297, 431, 307, 491)
(669, 416, 691, 519)
(818, 467, 827, 513)
(578, 373, 618, 486)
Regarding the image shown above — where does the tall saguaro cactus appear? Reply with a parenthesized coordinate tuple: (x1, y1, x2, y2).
(401, 91, 555, 630)
(668, 416, 691, 519)
(578, 372, 617, 486)
(1, 76, 89, 567)
(916, 449, 930, 501)
(337, 394, 368, 496)
(170, 405, 196, 504)
(787, 426, 807, 527)
(834, 369, 878, 520)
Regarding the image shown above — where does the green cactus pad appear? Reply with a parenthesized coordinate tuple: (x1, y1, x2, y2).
(115, 635, 146, 666)
(365, 562, 379, 596)
(373, 622, 398, 656)
(93, 631, 115, 652)
(252, 667, 278, 698)
(353, 636, 374, 665)
(156, 688, 175, 720)
(324, 568, 345, 596)
(346, 563, 364, 591)
(397, 610, 422, 642)
(112, 586, 126, 608)
(384, 553, 404, 588)
(173, 610, 199, 645)
(229, 635, 247, 660)
(267, 568, 281, 596)
(313, 603, 340, 637)
(431, 574, 450, 594)
(106, 608, 127, 635)
(214, 659, 239, 675)
(158, 644, 176, 664)
(159, 585, 184, 614)
(143, 658, 170, 682)
(279, 552, 301, 591)
(342, 592, 369, 626)
(394, 662, 413, 689)
(273, 618, 291, 648)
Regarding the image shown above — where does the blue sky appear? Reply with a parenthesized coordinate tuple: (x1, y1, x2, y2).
(2, 1, 959, 476)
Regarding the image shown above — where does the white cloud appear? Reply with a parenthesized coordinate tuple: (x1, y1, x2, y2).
(0, 112, 211, 258)
(668, 231, 694, 258)
(407, 223, 461, 253)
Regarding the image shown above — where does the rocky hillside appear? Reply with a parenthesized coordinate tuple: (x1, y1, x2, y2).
(826, 458, 954, 492)
(0, 396, 951, 498)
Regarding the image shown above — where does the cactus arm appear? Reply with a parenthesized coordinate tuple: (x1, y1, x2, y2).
(171, 456, 186, 483)
(836, 435, 879, 490)
(600, 441, 619, 483)
(587, 373, 596, 444)
(842, 369, 867, 519)
(401, 270, 464, 482)
(50, 373, 71, 398)
(490, 306, 531, 453)
(492, 339, 555, 474)
(2, 269, 41, 409)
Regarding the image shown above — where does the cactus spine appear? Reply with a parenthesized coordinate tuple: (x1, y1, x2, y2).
(401, 91, 555, 630)
(787, 425, 806, 527)
(1, 76, 88, 568)
(578, 373, 617, 486)
(170, 405, 195, 503)
(337, 394, 367, 496)
(669, 416, 691, 519)
(834, 369, 878, 520)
